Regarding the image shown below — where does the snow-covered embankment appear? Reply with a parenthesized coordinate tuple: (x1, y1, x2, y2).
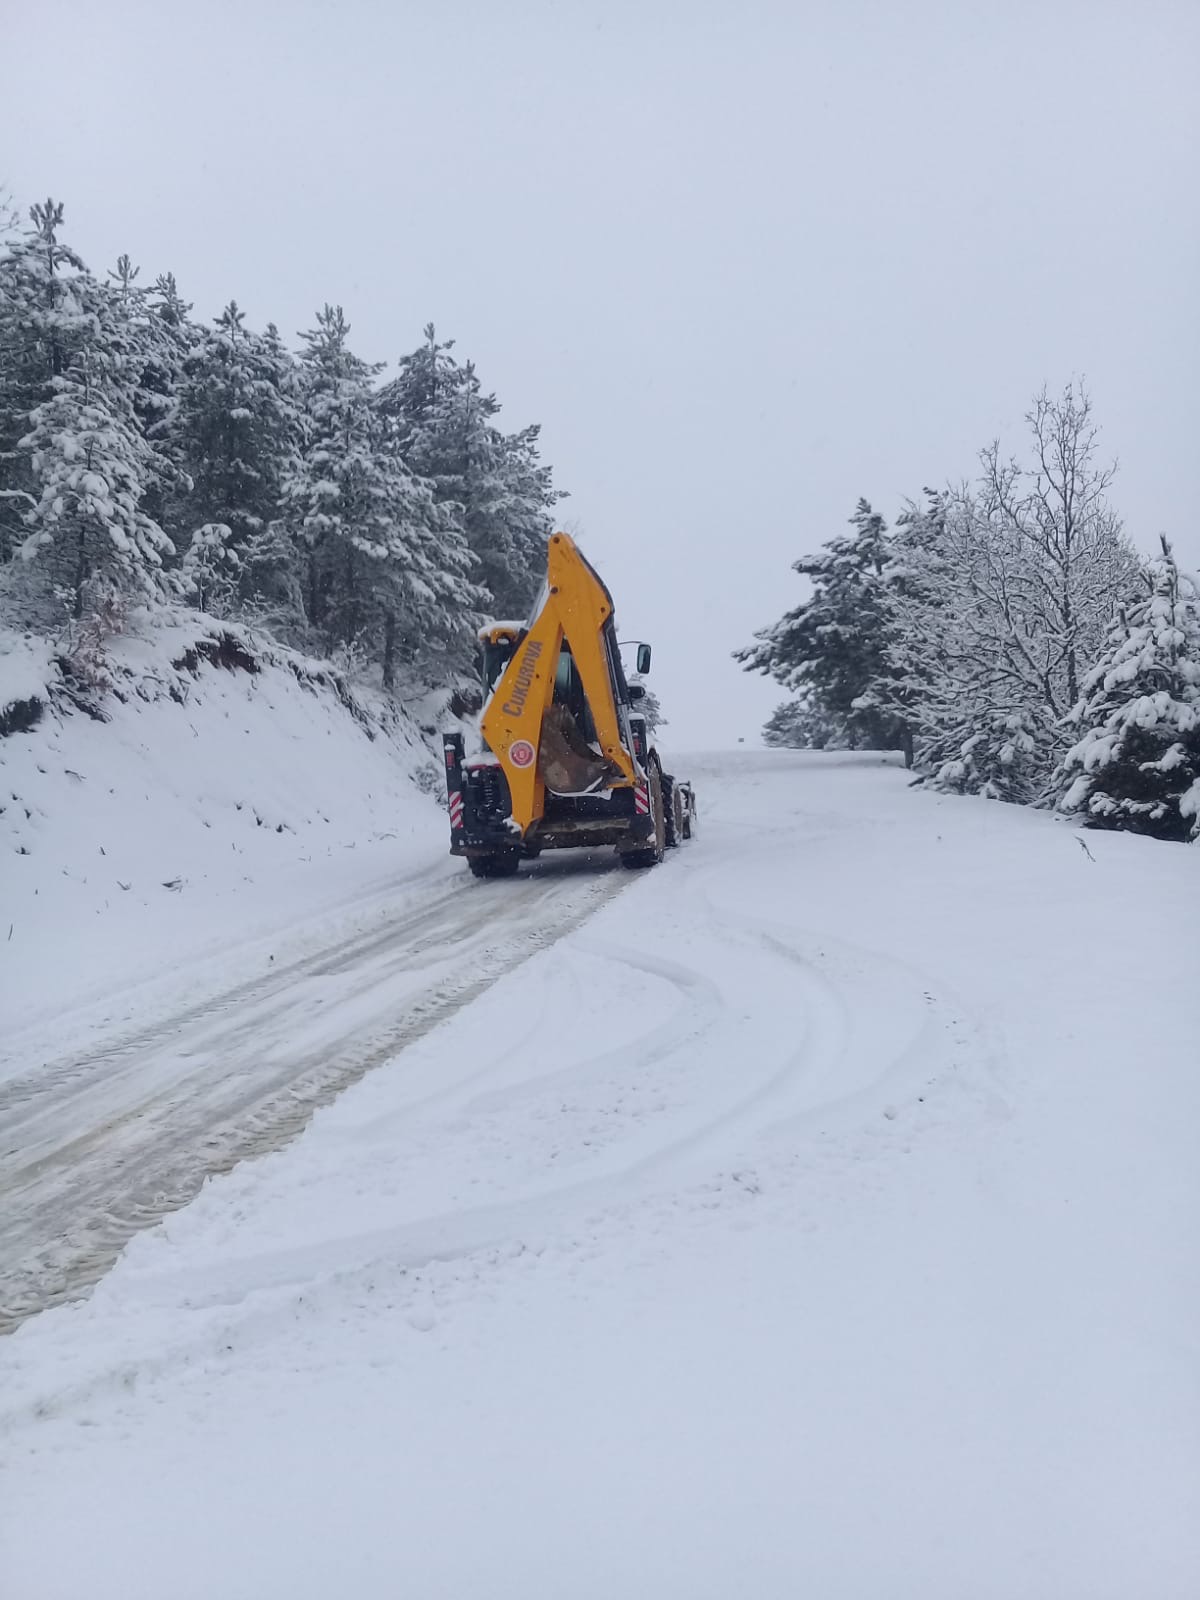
(1, 617, 446, 1040)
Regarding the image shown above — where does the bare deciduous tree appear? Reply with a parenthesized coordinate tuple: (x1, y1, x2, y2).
(885, 384, 1139, 800)
(983, 383, 1133, 713)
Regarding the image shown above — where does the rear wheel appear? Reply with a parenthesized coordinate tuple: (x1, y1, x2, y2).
(620, 765, 666, 869)
(662, 774, 685, 847)
(467, 851, 521, 879)
(680, 784, 694, 840)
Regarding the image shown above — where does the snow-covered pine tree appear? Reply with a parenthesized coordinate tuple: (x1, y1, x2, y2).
(1, 201, 570, 697)
(235, 514, 306, 641)
(107, 257, 156, 433)
(104, 254, 196, 553)
(380, 327, 559, 618)
(485, 419, 561, 617)
(7, 209, 175, 623)
(234, 322, 308, 636)
(444, 366, 548, 618)
(381, 322, 453, 428)
(284, 305, 484, 684)
(169, 302, 304, 624)
(856, 489, 949, 768)
(377, 324, 461, 507)
(180, 522, 241, 615)
(425, 362, 510, 594)
(130, 269, 200, 534)
(284, 305, 381, 649)
(365, 461, 488, 692)
(736, 499, 904, 752)
(175, 303, 300, 551)
(18, 341, 177, 623)
(761, 697, 847, 750)
(1059, 539, 1200, 841)
(0, 200, 92, 567)
(144, 271, 197, 425)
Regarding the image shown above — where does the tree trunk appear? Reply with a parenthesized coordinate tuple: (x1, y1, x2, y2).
(1066, 643, 1079, 709)
(382, 609, 396, 692)
(901, 722, 914, 770)
(307, 552, 321, 628)
(344, 546, 359, 646)
(73, 524, 87, 619)
(1063, 583, 1079, 706)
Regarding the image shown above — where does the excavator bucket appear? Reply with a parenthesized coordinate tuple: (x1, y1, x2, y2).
(539, 703, 623, 796)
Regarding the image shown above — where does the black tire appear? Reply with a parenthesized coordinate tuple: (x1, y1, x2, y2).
(662, 774, 681, 851)
(662, 774, 684, 848)
(467, 851, 520, 879)
(620, 765, 666, 869)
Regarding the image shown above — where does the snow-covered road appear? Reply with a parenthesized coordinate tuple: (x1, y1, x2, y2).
(0, 851, 628, 1330)
(2, 751, 1197, 1599)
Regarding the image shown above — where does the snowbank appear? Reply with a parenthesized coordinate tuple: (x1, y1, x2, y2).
(0, 631, 57, 723)
(0, 614, 449, 1041)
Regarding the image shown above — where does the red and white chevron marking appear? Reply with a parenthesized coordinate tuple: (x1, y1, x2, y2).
(448, 791, 465, 830)
(634, 780, 650, 816)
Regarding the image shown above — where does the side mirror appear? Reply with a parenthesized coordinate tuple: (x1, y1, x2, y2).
(628, 683, 646, 702)
(636, 643, 652, 675)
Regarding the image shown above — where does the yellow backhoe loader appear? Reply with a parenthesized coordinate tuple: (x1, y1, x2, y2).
(443, 532, 695, 877)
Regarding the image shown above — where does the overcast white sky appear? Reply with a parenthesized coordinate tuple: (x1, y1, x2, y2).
(4, 0, 1197, 745)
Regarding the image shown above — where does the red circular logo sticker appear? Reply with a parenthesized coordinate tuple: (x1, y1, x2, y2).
(509, 739, 536, 769)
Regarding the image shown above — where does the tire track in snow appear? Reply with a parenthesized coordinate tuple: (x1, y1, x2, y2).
(72, 926, 856, 1326)
(0, 872, 468, 1118)
(0, 854, 457, 1089)
(0, 839, 1000, 1415)
(0, 856, 630, 1334)
(0, 761, 1017, 1431)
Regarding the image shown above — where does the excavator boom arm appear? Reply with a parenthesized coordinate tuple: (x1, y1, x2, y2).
(480, 533, 639, 835)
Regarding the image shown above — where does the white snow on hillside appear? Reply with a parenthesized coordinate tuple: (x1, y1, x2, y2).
(2, 751, 1197, 1599)
(0, 616, 448, 1042)
(0, 630, 57, 710)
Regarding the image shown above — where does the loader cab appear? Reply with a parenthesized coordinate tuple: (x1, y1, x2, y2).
(479, 624, 598, 744)
(553, 641, 601, 745)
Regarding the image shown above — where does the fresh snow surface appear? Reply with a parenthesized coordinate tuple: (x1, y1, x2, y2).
(3, 751, 1199, 1599)
(1, 621, 629, 1324)
(0, 617, 449, 1041)
(0, 631, 57, 713)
